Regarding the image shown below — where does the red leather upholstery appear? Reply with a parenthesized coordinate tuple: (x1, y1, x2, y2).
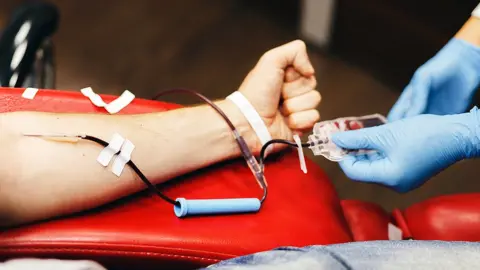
(0, 88, 353, 269)
(392, 193, 480, 241)
(341, 200, 390, 241)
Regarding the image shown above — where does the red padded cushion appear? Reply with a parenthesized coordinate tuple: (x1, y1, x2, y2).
(0, 88, 352, 269)
(392, 193, 480, 241)
(340, 200, 389, 241)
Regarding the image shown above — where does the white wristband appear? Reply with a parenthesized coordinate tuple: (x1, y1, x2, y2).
(226, 91, 272, 147)
(472, 3, 480, 18)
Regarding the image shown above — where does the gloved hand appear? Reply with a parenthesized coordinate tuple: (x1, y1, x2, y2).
(388, 38, 480, 121)
(332, 107, 480, 192)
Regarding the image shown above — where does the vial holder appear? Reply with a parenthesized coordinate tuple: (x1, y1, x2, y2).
(308, 114, 387, 161)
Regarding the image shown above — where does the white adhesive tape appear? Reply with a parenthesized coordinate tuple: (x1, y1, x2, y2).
(105, 90, 135, 114)
(81, 87, 134, 114)
(227, 91, 272, 152)
(81, 87, 107, 107)
(97, 133, 125, 167)
(293, 134, 307, 174)
(388, 223, 403, 240)
(112, 139, 135, 177)
(21, 88, 38, 99)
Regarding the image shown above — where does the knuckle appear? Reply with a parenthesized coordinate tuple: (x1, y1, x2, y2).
(282, 102, 293, 115)
(311, 90, 322, 104)
(413, 69, 429, 80)
(288, 115, 298, 128)
(345, 169, 361, 182)
(293, 39, 306, 50)
(260, 49, 276, 63)
(310, 110, 320, 123)
(309, 76, 317, 88)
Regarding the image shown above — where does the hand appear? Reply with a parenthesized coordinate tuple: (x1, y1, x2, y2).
(332, 107, 480, 192)
(388, 38, 480, 121)
(236, 40, 321, 148)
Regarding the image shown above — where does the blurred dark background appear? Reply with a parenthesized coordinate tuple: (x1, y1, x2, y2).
(1, 0, 479, 211)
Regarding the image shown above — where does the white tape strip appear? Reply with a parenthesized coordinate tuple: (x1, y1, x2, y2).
(81, 87, 107, 107)
(81, 87, 135, 114)
(388, 223, 403, 240)
(97, 133, 125, 167)
(293, 134, 307, 174)
(227, 91, 272, 151)
(112, 139, 135, 177)
(105, 90, 135, 114)
(21, 88, 38, 99)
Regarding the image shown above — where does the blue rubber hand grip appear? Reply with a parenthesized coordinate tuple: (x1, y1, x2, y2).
(174, 198, 261, 217)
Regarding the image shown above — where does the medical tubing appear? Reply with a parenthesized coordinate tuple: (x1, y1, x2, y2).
(152, 89, 268, 194)
(83, 135, 179, 206)
(258, 139, 314, 203)
(259, 139, 311, 169)
(81, 91, 318, 212)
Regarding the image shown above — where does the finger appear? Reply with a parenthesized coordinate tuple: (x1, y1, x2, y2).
(282, 76, 317, 100)
(258, 40, 315, 76)
(387, 85, 413, 122)
(286, 109, 320, 130)
(331, 127, 383, 150)
(338, 154, 389, 183)
(281, 90, 321, 116)
(285, 67, 302, 82)
(404, 75, 430, 117)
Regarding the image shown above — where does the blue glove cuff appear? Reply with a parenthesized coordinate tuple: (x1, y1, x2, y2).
(448, 38, 480, 86)
(463, 106, 480, 158)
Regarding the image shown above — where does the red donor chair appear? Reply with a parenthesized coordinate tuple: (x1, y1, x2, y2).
(0, 89, 479, 270)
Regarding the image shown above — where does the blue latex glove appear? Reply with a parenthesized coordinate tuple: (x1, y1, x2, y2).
(388, 38, 480, 121)
(332, 107, 480, 192)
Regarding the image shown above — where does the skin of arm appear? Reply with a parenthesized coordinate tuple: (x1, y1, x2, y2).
(0, 40, 321, 227)
(0, 101, 256, 227)
(455, 17, 480, 47)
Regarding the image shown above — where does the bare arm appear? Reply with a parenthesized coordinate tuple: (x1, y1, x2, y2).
(0, 40, 320, 227)
(0, 100, 253, 227)
(456, 16, 480, 46)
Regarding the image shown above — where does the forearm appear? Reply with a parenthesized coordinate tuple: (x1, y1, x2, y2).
(0, 100, 255, 227)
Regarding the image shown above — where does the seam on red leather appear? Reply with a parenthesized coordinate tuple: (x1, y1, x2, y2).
(391, 209, 412, 239)
(0, 241, 238, 258)
(0, 248, 224, 263)
(339, 201, 356, 240)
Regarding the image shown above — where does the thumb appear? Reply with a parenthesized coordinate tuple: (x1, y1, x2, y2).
(404, 75, 430, 118)
(331, 127, 381, 150)
(388, 74, 430, 121)
(387, 85, 413, 122)
(258, 40, 315, 76)
(338, 154, 389, 183)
